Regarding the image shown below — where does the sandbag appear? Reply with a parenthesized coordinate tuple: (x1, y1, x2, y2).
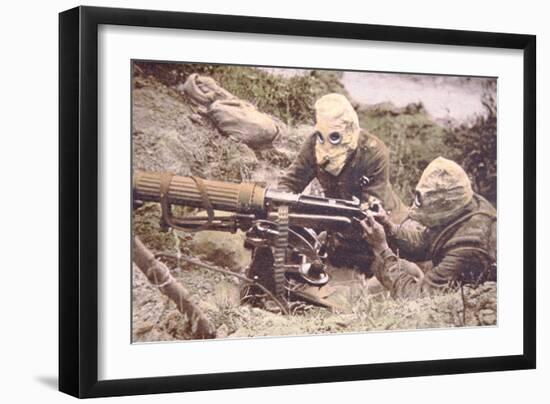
(208, 99, 286, 149)
(182, 73, 234, 107)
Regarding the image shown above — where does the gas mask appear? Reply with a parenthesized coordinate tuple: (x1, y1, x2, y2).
(313, 94, 360, 177)
(408, 157, 474, 228)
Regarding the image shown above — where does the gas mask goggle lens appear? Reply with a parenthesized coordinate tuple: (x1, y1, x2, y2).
(315, 131, 343, 145)
(413, 191, 423, 208)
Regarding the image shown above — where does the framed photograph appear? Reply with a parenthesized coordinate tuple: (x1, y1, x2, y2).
(59, 6, 536, 398)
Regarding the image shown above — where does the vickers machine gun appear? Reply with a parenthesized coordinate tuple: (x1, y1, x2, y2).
(133, 171, 374, 308)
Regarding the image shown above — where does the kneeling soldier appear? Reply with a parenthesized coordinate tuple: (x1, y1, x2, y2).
(359, 157, 496, 299)
(279, 93, 406, 272)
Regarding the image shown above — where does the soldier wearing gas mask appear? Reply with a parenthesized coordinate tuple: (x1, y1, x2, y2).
(358, 157, 497, 299)
(279, 93, 406, 273)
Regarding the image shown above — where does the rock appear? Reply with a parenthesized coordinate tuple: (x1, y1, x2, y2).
(216, 324, 230, 338)
(477, 309, 497, 326)
(189, 114, 204, 125)
(359, 101, 426, 116)
(135, 321, 154, 335)
(221, 144, 259, 181)
(187, 229, 251, 271)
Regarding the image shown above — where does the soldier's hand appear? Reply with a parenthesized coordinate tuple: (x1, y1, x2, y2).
(356, 211, 389, 254)
(361, 196, 391, 226)
(371, 205, 391, 227)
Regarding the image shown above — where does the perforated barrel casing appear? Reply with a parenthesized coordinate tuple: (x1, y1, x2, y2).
(133, 171, 266, 213)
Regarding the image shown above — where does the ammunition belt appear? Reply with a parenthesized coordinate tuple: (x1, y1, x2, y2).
(273, 205, 289, 298)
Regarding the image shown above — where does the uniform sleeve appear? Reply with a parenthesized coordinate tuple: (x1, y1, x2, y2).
(278, 135, 317, 193)
(374, 247, 485, 299)
(387, 219, 432, 262)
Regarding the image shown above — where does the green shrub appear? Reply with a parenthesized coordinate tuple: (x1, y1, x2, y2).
(443, 83, 497, 205)
(358, 107, 446, 204)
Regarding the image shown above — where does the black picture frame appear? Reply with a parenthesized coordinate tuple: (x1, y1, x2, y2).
(59, 5, 536, 398)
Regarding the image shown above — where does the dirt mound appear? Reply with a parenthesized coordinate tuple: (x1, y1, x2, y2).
(133, 260, 496, 342)
(133, 75, 258, 180)
(132, 71, 295, 342)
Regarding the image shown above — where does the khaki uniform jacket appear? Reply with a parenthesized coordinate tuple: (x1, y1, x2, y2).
(279, 130, 406, 219)
(375, 193, 497, 299)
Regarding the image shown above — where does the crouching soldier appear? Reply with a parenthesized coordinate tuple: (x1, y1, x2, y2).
(359, 157, 496, 299)
(278, 93, 406, 272)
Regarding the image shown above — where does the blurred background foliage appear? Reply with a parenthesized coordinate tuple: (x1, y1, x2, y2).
(443, 81, 497, 205)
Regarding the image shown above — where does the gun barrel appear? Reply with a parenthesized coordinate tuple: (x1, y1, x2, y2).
(133, 171, 267, 213)
(133, 171, 365, 227)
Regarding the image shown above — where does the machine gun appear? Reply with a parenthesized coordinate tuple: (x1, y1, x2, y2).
(133, 171, 374, 307)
